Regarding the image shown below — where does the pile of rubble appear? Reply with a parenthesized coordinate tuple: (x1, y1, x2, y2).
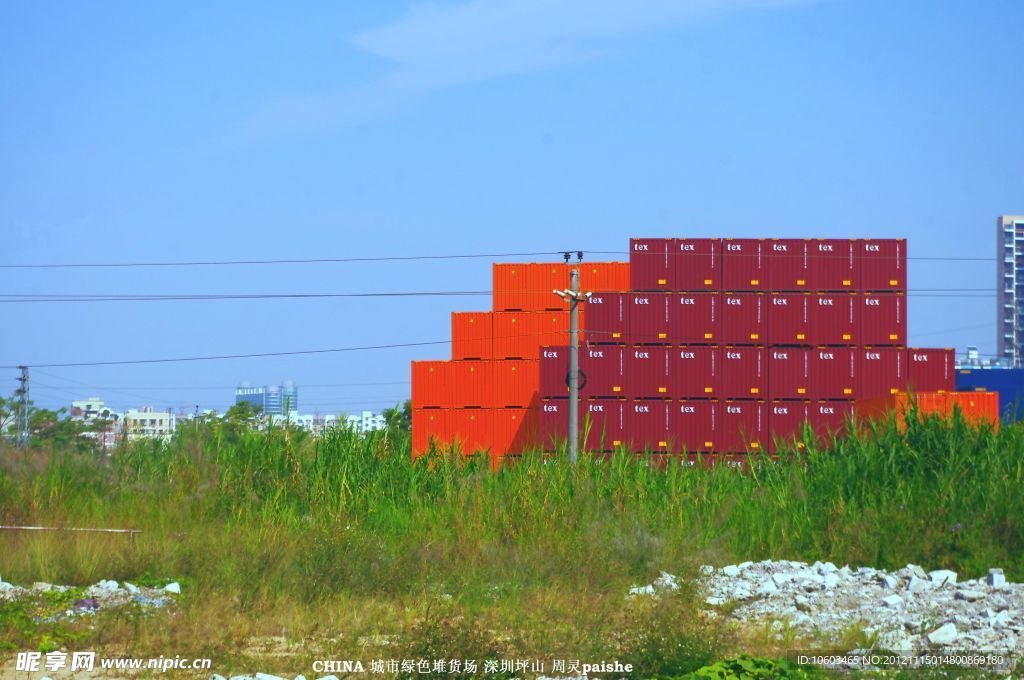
(631, 560, 1022, 654)
(0, 575, 180, 619)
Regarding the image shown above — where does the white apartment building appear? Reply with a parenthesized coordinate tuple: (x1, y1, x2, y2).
(345, 411, 386, 433)
(123, 406, 176, 441)
(69, 397, 121, 448)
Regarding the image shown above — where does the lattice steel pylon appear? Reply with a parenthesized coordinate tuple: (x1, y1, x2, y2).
(15, 366, 30, 448)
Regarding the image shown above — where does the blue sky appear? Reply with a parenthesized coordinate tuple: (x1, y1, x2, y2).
(2, 0, 1021, 415)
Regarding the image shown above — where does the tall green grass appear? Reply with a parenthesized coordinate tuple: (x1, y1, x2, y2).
(0, 410, 1021, 671)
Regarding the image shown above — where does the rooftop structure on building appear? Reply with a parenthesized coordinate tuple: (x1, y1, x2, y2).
(234, 380, 298, 416)
(997, 215, 1024, 367)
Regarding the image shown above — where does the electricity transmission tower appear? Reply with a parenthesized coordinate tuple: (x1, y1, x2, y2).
(15, 365, 30, 448)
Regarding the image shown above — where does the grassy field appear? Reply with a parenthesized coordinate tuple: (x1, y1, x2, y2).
(0, 410, 1021, 677)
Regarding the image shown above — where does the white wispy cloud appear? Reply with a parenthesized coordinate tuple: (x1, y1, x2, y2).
(237, 0, 819, 138)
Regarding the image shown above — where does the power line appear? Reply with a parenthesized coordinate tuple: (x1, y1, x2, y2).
(26, 380, 410, 391)
(0, 291, 489, 303)
(0, 251, 576, 270)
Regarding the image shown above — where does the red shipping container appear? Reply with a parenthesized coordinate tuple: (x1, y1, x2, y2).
(627, 346, 671, 398)
(539, 345, 569, 399)
(537, 263, 572, 309)
(858, 347, 906, 399)
(811, 348, 856, 399)
(580, 262, 630, 292)
(808, 400, 853, 446)
(671, 292, 720, 343)
(626, 400, 670, 452)
(582, 399, 626, 451)
(493, 407, 539, 456)
(720, 400, 766, 453)
(492, 263, 528, 311)
(768, 347, 810, 399)
(809, 239, 858, 291)
(768, 239, 810, 291)
(670, 399, 718, 453)
(672, 238, 721, 290)
(859, 238, 907, 291)
(720, 293, 765, 344)
(412, 408, 450, 458)
(539, 399, 568, 449)
(629, 293, 671, 344)
(768, 400, 809, 454)
(581, 345, 625, 397)
(493, 359, 539, 408)
(810, 293, 858, 345)
(449, 409, 493, 455)
(451, 361, 495, 408)
(722, 238, 766, 290)
(767, 292, 810, 345)
(907, 347, 955, 392)
(585, 291, 629, 344)
(860, 293, 906, 346)
(856, 392, 998, 431)
(630, 238, 673, 291)
(493, 311, 534, 360)
(721, 346, 767, 398)
(672, 345, 720, 398)
(451, 312, 493, 360)
(412, 360, 453, 409)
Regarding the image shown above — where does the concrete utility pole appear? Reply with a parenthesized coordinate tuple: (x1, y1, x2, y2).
(554, 255, 590, 464)
(15, 366, 30, 448)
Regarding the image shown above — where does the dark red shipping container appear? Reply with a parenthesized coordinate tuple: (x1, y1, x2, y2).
(809, 239, 858, 291)
(671, 292, 720, 343)
(860, 293, 906, 346)
(629, 293, 671, 344)
(626, 400, 670, 452)
(721, 346, 767, 398)
(907, 347, 955, 392)
(858, 347, 906, 399)
(720, 400, 766, 454)
(630, 238, 673, 291)
(722, 238, 766, 290)
(626, 346, 671, 398)
(859, 238, 907, 291)
(720, 292, 765, 344)
(672, 238, 721, 290)
(539, 346, 569, 399)
(810, 293, 858, 345)
(670, 399, 718, 453)
(767, 239, 809, 291)
(581, 345, 625, 397)
(811, 348, 856, 399)
(582, 399, 626, 452)
(767, 347, 810, 399)
(538, 399, 568, 449)
(768, 400, 809, 454)
(808, 400, 854, 446)
(672, 345, 720, 398)
(767, 292, 810, 345)
(585, 291, 629, 344)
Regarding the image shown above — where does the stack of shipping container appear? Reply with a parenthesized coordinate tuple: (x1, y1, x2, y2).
(411, 262, 630, 468)
(537, 238, 956, 463)
(412, 236, 961, 468)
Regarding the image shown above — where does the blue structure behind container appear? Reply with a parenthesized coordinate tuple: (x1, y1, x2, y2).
(955, 368, 1024, 421)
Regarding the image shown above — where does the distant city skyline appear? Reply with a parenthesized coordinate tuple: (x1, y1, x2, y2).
(3, 0, 1022, 411)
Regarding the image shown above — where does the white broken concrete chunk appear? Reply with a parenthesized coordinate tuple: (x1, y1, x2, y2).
(926, 622, 958, 645)
(929, 569, 958, 586)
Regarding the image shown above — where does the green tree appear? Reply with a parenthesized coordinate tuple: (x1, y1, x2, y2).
(0, 395, 14, 436)
(383, 399, 412, 433)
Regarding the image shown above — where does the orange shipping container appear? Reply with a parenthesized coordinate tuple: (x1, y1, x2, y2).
(579, 262, 630, 292)
(411, 361, 453, 409)
(856, 391, 999, 431)
(492, 359, 540, 408)
(449, 409, 494, 455)
(492, 406, 540, 457)
(493, 263, 571, 311)
(451, 312, 493, 360)
(494, 311, 535, 359)
(450, 361, 494, 408)
(412, 408, 450, 458)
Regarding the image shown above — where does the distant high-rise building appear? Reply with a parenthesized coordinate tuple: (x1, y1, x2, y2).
(234, 381, 298, 415)
(998, 216, 1024, 367)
